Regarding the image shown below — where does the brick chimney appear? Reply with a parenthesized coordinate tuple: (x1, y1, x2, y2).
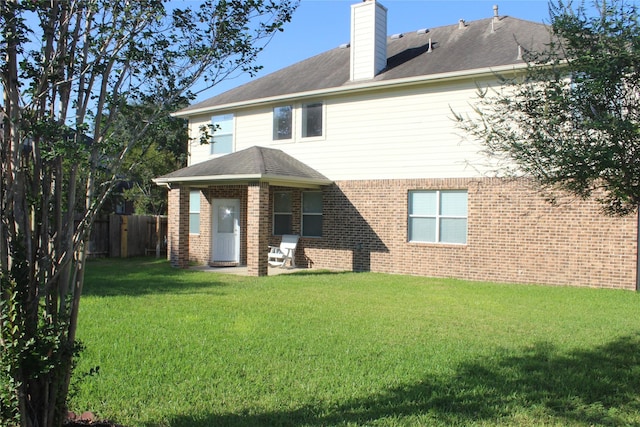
(350, 0, 387, 81)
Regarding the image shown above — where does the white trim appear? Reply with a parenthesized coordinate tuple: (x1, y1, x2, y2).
(408, 190, 468, 244)
(300, 101, 325, 140)
(273, 191, 293, 235)
(153, 174, 332, 190)
(210, 113, 235, 155)
(211, 198, 241, 263)
(189, 190, 201, 235)
(301, 191, 323, 238)
(272, 105, 294, 141)
(172, 63, 530, 117)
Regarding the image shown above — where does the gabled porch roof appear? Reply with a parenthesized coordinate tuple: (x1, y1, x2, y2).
(154, 146, 332, 188)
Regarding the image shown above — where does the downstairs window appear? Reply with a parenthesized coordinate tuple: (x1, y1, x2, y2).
(408, 190, 467, 244)
(302, 191, 322, 237)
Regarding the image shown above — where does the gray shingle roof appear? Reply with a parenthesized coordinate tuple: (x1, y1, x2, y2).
(154, 146, 331, 186)
(178, 16, 551, 114)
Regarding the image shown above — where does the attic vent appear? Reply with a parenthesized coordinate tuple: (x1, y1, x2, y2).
(390, 33, 403, 39)
(458, 19, 466, 29)
(339, 43, 350, 49)
(491, 4, 500, 32)
(416, 28, 429, 35)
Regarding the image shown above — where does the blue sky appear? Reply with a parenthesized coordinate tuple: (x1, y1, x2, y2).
(193, 0, 558, 102)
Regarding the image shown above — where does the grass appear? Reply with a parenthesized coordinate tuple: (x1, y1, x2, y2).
(71, 258, 640, 427)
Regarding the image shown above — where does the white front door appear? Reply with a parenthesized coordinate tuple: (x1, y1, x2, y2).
(212, 199, 240, 263)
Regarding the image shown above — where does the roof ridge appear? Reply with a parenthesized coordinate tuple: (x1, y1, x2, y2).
(253, 145, 269, 175)
(385, 15, 543, 39)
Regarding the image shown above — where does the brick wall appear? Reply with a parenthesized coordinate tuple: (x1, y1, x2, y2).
(247, 182, 270, 276)
(169, 178, 637, 289)
(302, 178, 637, 290)
(167, 186, 190, 268)
(188, 188, 209, 265)
(187, 185, 248, 265)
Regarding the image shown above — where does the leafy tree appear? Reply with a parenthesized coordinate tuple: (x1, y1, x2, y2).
(0, 1, 297, 426)
(456, 0, 640, 216)
(116, 101, 189, 215)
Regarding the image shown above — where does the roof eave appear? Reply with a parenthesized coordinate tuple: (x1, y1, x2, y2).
(172, 63, 531, 117)
(153, 174, 333, 189)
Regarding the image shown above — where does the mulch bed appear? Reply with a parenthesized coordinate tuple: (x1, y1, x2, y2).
(63, 412, 126, 427)
(64, 423, 125, 427)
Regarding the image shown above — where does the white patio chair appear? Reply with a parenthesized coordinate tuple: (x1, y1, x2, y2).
(268, 234, 299, 268)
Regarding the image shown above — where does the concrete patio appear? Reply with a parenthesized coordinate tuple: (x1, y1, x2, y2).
(191, 265, 306, 276)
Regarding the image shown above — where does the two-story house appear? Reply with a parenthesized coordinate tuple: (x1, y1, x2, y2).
(155, 0, 637, 289)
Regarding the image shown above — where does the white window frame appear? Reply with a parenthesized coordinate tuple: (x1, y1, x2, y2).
(300, 101, 324, 140)
(273, 105, 293, 141)
(210, 113, 234, 155)
(189, 190, 201, 235)
(273, 191, 293, 235)
(301, 191, 323, 237)
(408, 190, 467, 244)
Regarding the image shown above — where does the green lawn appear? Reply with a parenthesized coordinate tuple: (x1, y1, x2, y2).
(71, 258, 640, 427)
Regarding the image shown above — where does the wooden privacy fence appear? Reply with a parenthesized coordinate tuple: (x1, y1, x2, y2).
(83, 214, 167, 258)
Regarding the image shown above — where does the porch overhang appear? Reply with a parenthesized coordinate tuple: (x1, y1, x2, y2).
(153, 145, 333, 189)
(161, 146, 331, 277)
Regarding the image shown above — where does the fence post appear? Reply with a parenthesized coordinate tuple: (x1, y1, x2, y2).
(154, 215, 160, 258)
(120, 215, 128, 258)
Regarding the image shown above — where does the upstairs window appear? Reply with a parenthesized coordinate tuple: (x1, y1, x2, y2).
(273, 192, 292, 235)
(189, 190, 201, 234)
(408, 190, 467, 244)
(302, 191, 322, 237)
(273, 106, 292, 140)
(210, 114, 234, 155)
(301, 102, 323, 138)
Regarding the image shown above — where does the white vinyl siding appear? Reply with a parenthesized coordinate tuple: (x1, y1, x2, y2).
(186, 78, 500, 178)
(408, 190, 467, 244)
(186, 114, 213, 166)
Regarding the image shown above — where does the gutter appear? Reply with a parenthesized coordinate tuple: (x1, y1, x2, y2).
(153, 174, 333, 189)
(172, 63, 531, 118)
